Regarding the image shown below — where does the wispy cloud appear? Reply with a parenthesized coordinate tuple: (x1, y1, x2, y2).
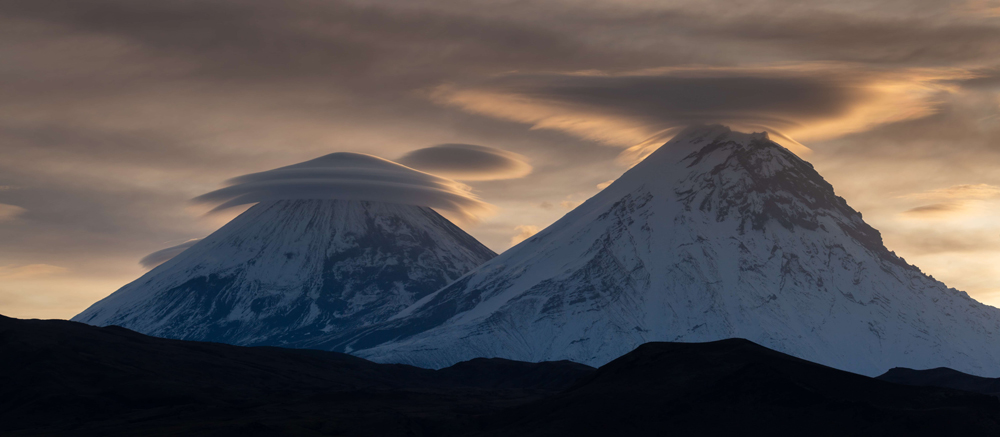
(0, 264, 67, 280)
(139, 239, 202, 268)
(901, 184, 1000, 217)
(0, 204, 26, 221)
(905, 184, 1000, 201)
(510, 225, 541, 246)
(903, 203, 961, 216)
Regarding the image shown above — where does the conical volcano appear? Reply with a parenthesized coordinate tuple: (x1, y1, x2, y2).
(335, 125, 1000, 377)
(73, 153, 497, 347)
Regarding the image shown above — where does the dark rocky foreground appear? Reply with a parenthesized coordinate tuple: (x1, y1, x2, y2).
(878, 367, 1000, 398)
(2, 315, 999, 436)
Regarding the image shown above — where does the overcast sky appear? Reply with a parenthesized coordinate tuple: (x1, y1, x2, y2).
(2, 0, 1000, 319)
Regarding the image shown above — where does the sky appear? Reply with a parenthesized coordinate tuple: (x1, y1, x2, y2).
(1, 0, 999, 319)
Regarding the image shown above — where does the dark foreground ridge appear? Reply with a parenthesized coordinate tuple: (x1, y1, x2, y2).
(878, 367, 1000, 398)
(2, 315, 999, 436)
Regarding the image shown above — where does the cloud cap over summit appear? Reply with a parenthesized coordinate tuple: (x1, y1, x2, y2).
(193, 152, 493, 222)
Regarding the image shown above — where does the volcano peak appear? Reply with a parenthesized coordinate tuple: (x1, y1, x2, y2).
(335, 127, 1000, 377)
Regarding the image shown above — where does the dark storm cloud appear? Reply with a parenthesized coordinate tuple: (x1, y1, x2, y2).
(193, 153, 493, 221)
(397, 144, 532, 181)
(139, 239, 201, 268)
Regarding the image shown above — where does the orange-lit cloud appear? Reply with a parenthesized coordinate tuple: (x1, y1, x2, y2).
(510, 225, 541, 246)
(961, 0, 1000, 16)
(900, 184, 1000, 218)
(430, 65, 976, 164)
(905, 184, 1000, 201)
(0, 264, 67, 280)
(0, 204, 26, 221)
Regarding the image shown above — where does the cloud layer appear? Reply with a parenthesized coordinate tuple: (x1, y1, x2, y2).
(139, 239, 202, 268)
(2, 0, 1000, 317)
(398, 144, 532, 181)
(193, 153, 493, 222)
(432, 66, 970, 161)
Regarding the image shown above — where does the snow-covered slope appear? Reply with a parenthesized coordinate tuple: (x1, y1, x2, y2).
(72, 199, 496, 346)
(332, 125, 1000, 377)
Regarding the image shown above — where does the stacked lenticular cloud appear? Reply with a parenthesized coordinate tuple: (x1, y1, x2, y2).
(74, 151, 498, 348)
(193, 152, 493, 222)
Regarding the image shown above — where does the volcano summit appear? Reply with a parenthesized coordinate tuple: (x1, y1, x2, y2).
(72, 154, 496, 347)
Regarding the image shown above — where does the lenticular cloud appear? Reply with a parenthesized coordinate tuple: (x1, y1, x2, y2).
(140, 239, 202, 268)
(398, 144, 532, 181)
(192, 153, 493, 222)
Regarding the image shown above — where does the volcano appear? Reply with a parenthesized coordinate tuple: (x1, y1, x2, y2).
(331, 125, 1000, 377)
(72, 199, 496, 346)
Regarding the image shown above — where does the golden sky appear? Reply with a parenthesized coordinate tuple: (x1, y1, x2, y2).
(1, 0, 999, 318)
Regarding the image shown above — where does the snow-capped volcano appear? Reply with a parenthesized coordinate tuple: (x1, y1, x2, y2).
(333, 125, 1000, 377)
(72, 153, 497, 346)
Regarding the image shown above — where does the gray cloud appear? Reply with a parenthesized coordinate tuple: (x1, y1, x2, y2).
(676, 9, 1000, 65)
(952, 69, 1000, 90)
(193, 153, 493, 221)
(903, 203, 959, 215)
(139, 239, 201, 268)
(397, 144, 532, 181)
(483, 71, 865, 131)
(0, 0, 631, 90)
(0, 203, 26, 221)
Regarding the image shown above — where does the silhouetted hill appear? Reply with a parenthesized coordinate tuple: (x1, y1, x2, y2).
(0, 315, 591, 436)
(878, 367, 1000, 397)
(484, 339, 1000, 436)
(3, 315, 999, 436)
